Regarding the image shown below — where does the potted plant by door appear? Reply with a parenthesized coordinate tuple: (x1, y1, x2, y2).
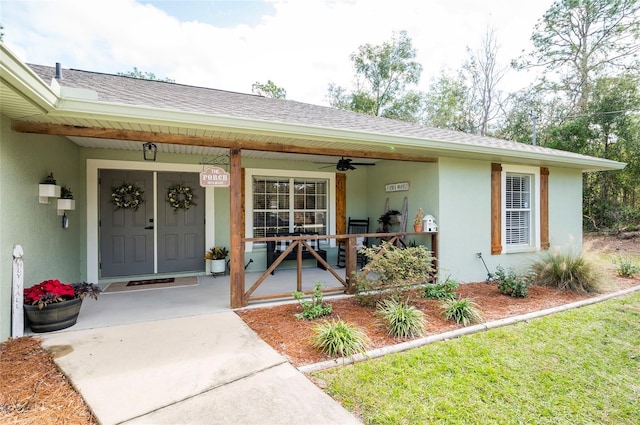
(23, 279, 101, 332)
(206, 247, 229, 274)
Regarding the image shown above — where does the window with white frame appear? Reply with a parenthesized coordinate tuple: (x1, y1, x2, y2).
(252, 176, 328, 237)
(502, 166, 540, 251)
(505, 174, 531, 245)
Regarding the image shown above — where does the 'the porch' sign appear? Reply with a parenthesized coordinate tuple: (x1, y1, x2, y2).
(200, 167, 230, 187)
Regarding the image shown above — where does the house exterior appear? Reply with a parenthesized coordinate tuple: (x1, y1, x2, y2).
(0, 43, 625, 341)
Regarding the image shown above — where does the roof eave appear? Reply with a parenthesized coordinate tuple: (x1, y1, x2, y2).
(50, 97, 626, 172)
(0, 43, 59, 112)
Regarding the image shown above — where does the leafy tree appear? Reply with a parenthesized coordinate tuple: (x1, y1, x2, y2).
(0, 23, 4, 41)
(251, 80, 287, 99)
(515, 0, 640, 111)
(327, 31, 423, 121)
(422, 72, 474, 132)
(118, 67, 174, 83)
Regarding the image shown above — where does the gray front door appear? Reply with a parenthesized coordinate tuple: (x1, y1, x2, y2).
(100, 170, 205, 278)
(100, 170, 154, 277)
(157, 172, 205, 273)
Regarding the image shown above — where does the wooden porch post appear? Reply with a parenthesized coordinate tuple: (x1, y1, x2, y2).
(229, 148, 245, 308)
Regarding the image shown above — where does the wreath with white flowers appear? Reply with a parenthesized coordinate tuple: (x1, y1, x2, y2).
(111, 183, 145, 211)
(167, 183, 196, 211)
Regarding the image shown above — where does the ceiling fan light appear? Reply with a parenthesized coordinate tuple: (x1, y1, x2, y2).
(336, 159, 355, 171)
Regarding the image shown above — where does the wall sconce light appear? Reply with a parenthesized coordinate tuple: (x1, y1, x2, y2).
(143, 142, 157, 161)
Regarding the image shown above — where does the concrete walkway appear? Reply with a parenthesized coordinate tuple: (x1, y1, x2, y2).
(41, 312, 361, 425)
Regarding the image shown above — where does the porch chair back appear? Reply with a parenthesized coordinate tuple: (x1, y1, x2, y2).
(337, 217, 370, 268)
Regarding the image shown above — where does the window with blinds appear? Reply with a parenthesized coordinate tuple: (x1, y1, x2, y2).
(252, 177, 328, 237)
(505, 174, 531, 245)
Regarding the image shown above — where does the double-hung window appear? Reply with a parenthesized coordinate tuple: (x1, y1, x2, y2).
(498, 165, 541, 252)
(505, 174, 531, 246)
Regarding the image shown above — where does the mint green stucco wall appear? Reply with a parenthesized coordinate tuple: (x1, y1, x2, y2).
(1, 116, 82, 341)
(366, 160, 439, 246)
(437, 157, 584, 282)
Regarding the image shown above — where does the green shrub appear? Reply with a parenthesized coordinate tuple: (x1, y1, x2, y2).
(355, 242, 435, 307)
(493, 266, 530, 298)
(614, 255, 640, 278)
(423, 277, 459, 300)
(292, 282, 332, 320)
(359, 241, 435, 284)
(530, 249, 603, 293)
(441, 298, 483, 326)
(377, 298, 426, 339)
(311, 320, 370, 358)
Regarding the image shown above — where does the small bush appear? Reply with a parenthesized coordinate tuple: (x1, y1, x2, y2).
(355, 242, 435, 307)
(614, 256, 640, 278)
(377, 298, 426, 339)
(359, 241, 435, 284)
(292, 282, 332, 320)
(493, 266, 530, 298)
(423, 277, 459, 300)
(441, 298, 483, 326)
(530, 249, 603, 293)
(311, 320, 370, 358)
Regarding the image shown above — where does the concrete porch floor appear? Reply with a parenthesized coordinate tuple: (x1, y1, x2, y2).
(44, 267, 349, 333)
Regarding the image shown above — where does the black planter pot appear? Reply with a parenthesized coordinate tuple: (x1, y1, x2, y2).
(24, 298, 83, 333)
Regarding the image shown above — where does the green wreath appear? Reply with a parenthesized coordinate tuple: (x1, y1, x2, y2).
(167, 183, 196, 211)
(111, 183, 145, 211)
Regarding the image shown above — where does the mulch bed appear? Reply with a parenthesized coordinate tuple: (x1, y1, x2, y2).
(236, 282, 628, 367)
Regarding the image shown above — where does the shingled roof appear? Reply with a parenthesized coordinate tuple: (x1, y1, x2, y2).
(23, 63, 625, 170)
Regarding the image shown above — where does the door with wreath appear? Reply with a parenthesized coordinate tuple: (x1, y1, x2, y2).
(99, 170, 205, 277)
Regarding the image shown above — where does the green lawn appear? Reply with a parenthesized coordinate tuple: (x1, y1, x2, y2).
(314, 291, 640, 424)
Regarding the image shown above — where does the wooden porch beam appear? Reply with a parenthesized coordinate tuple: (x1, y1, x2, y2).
(11, 121, 438, 163)
(229, 148, 245, 308)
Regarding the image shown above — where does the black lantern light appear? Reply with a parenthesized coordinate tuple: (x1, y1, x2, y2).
(143, 142, 157, 161)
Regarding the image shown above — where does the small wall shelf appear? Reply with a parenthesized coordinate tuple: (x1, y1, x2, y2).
(57, 198, 76, 215)
(39, 184, 61, 204)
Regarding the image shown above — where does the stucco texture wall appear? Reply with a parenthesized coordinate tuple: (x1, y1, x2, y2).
(437, 158, 585, 283)
(1, 117, 82, 341)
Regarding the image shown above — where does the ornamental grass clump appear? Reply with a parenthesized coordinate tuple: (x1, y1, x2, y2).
(377, 298, 426, 339)
(530, 248, 603, 293)
(441, 298, 483, 326)
(311, 319, 370, 358)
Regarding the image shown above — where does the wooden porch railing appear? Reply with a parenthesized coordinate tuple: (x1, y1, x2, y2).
(238, 231, 438, 306)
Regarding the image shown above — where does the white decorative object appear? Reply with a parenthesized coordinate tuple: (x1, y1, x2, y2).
(422, 215, 438, 232)
(57, 198, 76, 215)
(39, 184, 61, 203)
(12, 244, 24, 337)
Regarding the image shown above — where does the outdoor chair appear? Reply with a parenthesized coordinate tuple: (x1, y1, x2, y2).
(336, 217, 370, 268)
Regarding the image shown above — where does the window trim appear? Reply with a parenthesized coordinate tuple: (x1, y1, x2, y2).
(244, 168, 336, 251)
(501, 165, 541, 253)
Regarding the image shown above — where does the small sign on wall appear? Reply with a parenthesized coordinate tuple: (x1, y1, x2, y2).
(200, 167, 230, 187)
(385, 181, 410, 192)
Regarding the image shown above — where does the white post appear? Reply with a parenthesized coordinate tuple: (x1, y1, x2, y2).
(12, 244, 24, 337)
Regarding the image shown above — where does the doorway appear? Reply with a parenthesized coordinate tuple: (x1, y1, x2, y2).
(99, 170, 205, 278)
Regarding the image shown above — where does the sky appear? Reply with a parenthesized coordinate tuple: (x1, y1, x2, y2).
(1, 0, 555, 106)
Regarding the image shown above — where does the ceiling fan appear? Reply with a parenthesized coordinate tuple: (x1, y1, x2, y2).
(319, 157, 376, 171)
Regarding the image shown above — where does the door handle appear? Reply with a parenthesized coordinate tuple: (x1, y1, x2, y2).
(145, 226, 154, 230)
